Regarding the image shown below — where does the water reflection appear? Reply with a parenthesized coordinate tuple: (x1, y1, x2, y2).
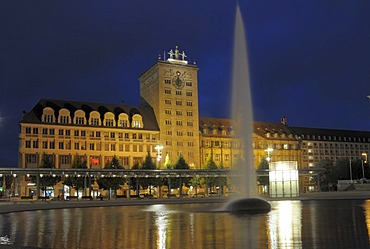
(268, 201, 302, 248)
(0, 200, 369, 248)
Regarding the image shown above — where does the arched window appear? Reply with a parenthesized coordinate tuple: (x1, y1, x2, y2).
(58, 108, 71, 124)
(104, 112, 116, 127)
(42, 107, 55, 123)
(74, 110, 86, 125)
(131, 114, 143, 128)
(89, 111, 101, 126)
(118, 113, 129, 128)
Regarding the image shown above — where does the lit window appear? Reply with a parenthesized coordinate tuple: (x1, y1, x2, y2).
(91, 118, 100, 126)
(105, 119, 114, 127)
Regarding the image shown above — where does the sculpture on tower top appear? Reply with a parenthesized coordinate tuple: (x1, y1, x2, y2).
(166, 45, 188, 65)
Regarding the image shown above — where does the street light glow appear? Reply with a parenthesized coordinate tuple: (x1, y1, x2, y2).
(155, 145, 164, 167)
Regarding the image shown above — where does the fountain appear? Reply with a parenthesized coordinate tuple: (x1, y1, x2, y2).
(224, 3, 271, 213)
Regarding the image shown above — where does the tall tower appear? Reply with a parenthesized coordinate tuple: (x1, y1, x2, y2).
(139, 46, 200, 168)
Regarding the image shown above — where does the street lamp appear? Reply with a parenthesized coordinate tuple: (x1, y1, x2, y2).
(265, 148, 274, 162)
(349, 158, 353, 184)
(155, 145, 164, 168)
(361, 152, 368, 180)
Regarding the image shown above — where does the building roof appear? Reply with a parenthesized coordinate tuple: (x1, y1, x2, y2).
(199, 117, 370, 142)
(290, 126, 370, 142)
(20, 99, 159, 131)
(254, 121, 296, 140)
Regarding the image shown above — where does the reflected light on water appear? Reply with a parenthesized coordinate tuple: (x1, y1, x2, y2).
(364, 200, 370, 243)
(153, 205, 169, 249)
(1, 201, 370, 248)
(268, 201, 302, 249)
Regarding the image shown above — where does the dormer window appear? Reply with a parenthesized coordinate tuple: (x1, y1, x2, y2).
(89, 111, 101, 126)
(105, 119, 114, 127)
(42, 107, 55, 123)
(58, 108, 71, 124)
(76, 117, 85, 125)
(132, 114, 143, 128)
(60, 116, 70, 124)
(74, 110, 86, 125)
(118, 113, 129, 128)
(103, 112, 116, 127)
(44, 114, 54, 123)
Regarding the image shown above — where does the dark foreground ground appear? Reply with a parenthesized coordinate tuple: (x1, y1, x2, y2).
(0, 191, 369, 214)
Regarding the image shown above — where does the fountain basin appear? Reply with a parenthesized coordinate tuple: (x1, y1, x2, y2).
(224, 198, 271, 214)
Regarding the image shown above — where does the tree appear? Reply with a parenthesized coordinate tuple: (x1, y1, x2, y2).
(203, 154, 217, 170)
(217, 163, 228, 194)
(174, 154, 189, 169)
(140, 152, 159, 195)
(163, 154, 172, 169)
(63, 155, 88, 197)
(142, 151, 156, 170)
(257, 158, 269, 186)
(316, 159, 336, 191)
(202, 155, 218, 193)
(97, 156, 126, 198)
(172, 154, 190, 194)
(31, 153, 60, 198)
(129, 161, 141, 196)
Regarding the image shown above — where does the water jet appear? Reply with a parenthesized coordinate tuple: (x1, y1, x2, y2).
(224, 3, 271, 214)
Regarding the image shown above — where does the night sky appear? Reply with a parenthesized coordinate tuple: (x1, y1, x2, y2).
(1, 1, 370, 166)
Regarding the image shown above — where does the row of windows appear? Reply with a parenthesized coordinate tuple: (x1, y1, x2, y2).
(255, 143, 298, 150)
(202, 128, 230, 136)
(164, 79, 192, 87)
(165, 131, 194, 136)
(164, 120, 195, 126)
(266, 132, 295, 139)
(41, 107, 143, 128)
(25, 127, 156, 140)
(164, 88, 193, 96)
(202, 140, 240, 148)
(304, 142, 369, 149)
(165, 141, 195, 147)
(25, 140, 155, 153)
(164, 99, 193, 106)
(301, 134, 370, 142)
(25, 154, 139, 167)
(304, 150, 368, 156)
(164, 110, 193, 116)
(204, 153, 240, 162)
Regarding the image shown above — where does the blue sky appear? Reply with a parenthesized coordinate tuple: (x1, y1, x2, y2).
(1, 1, 370, 166)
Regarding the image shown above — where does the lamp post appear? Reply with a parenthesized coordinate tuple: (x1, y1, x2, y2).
(155, 145, 164, 168)
(361, 152, 367, 180)
(265, 148, 274, 162)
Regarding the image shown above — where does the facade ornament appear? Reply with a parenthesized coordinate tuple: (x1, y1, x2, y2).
(181, 51, 187, 60)
(168, 49, 174, 59)
(167, 45, 188, 65)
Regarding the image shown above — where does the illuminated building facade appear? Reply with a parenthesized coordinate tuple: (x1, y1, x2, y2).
(17, 46, 370, 194)
(18, 100, 160, 169)
(139, 46, 200, 168)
